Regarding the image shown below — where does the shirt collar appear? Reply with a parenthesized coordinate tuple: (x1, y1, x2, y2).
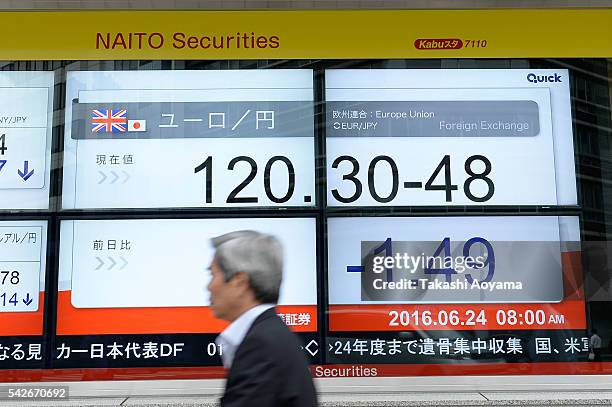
(216, 304, 275, 369)
(221, 304, 274, 345)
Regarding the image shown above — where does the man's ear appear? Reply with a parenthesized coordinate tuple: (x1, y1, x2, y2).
(231, 272, 251, 290)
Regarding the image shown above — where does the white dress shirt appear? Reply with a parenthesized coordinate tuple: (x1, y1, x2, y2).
(215, 304, 275, 369)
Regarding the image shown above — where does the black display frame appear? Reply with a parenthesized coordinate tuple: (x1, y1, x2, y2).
(0, 57, 608, 371)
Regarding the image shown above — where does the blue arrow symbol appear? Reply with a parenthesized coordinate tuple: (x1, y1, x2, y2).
(17, 161, 34, 181)
(0, 160, 6, 172)
(22, 293, 33, 306)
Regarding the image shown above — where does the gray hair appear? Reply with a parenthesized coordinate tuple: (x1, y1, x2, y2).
(211, 230, 283, 304)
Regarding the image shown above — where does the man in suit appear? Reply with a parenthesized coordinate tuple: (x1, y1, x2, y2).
(207, 230, 318, 407)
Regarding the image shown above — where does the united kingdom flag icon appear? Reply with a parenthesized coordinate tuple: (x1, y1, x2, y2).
(91, 109, 127, 133)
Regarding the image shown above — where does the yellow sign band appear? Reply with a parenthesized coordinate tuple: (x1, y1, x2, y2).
(2, 9, 611, 60)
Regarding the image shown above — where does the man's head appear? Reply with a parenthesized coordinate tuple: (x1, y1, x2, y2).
(207, 230, 283, 322)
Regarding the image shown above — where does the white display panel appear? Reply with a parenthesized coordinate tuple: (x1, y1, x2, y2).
(0, 221, 47, 312)
(59, 218, 317, 308)
(326, 69, 577, 207)
(328, 216, 578, 304)
(0, 72, 54, 209)
(62, 70, 315, 209)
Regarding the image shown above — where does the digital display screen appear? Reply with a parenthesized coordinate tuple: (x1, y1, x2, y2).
(0, 72, 54, 210)
(58, 217, 317, 333)
(61, 70, 315, 209)
(0, 220, 46, 316)
(326, 69, 576, 207)
(327, 215, 585, 331)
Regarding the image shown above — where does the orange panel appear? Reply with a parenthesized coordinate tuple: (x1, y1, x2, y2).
(0, 292, 44, 336)
(328, 301, 586, 331)
(57, 291, 317, 335)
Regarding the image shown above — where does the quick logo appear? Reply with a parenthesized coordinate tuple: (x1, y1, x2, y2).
(527, 73, 562, 84)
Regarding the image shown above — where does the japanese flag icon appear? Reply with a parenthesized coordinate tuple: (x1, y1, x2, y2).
(128, 119, 146, 132)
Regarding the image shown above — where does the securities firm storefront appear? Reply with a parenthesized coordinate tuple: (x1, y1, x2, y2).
(0, 7, 611, 388)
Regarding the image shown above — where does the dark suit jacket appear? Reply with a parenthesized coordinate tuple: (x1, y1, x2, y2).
(221, 308, 318, 407)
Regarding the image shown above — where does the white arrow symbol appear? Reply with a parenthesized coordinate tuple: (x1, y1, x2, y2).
(122, 171, 130, 184)
(95, 256, 104, 270)
(98, 171, 107, 184)
(328, 344, 333, 352)
(120, 256, 128, 270)
(107, 256, 117, 270)
(110, 171, 119, 184)
(305, 340, 318, 357)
